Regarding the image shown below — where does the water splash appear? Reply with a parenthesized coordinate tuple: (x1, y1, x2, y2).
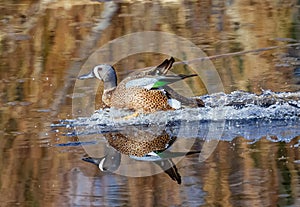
(52, 90, 300, 141)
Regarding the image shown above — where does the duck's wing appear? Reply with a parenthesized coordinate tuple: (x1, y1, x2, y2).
(148, 56, 175, 75)
(125, 77, 159, 90)
(131, 57, 175, 78)
(125, 74, 197, 90)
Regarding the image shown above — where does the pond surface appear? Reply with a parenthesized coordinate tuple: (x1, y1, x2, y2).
(1, 0, 300, 206)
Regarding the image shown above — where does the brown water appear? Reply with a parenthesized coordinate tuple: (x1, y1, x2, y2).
(0, 1, 299, 206)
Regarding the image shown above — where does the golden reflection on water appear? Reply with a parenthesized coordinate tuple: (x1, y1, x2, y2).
(0, 0, 299, 206)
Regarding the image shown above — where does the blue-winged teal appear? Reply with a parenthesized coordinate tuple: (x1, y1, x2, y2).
(78, 57, 204, 114)
(82, 147, 201, 185)
(82, 127, 201, 184)
(82, 151, 182, 184)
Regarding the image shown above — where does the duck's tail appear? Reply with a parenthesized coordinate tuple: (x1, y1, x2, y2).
(152, 57, 175, 75)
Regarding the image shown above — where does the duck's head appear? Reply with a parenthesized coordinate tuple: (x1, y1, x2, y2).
(78, 64, 117, 89)
(82, 151, 121, 172)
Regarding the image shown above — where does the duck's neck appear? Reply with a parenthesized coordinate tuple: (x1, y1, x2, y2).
(103, 80, 117, 90)
(103, 67, 117, 91)
(102, 87, 116, 107)
(101, 66, 117, 106)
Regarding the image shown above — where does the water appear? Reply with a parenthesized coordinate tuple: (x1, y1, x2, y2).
(54, 90, 299, 206)
(54, 90, 300, 138)
(1, 0, 300, 206)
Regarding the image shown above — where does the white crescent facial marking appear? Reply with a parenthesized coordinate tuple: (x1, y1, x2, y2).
(93, 66, 102, 80)
(99, 158, 105, 171)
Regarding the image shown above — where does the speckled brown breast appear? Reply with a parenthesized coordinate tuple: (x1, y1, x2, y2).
(109, 80, 173, 112)
(105, 132, 171, 157)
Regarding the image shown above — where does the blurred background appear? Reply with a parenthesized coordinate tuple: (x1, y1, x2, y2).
(0, 0, 299, 206)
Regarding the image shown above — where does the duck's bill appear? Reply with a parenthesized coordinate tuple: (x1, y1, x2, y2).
(78, 71, 95, 80)
(82, 157, 101, 166)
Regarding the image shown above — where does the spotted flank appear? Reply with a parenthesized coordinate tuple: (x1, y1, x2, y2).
(106, 132, 171, 157)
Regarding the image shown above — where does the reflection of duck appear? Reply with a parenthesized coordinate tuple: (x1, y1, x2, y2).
(78, 57, 204, 116)
(82, 127, 201, 184)
(104, 128, 176, 157)
(83, 148, 200, 185)
(83, 146, 121, 172)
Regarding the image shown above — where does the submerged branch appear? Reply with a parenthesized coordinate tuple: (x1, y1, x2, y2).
(130, 42, 300, 73)
(175, 42, 300, 65)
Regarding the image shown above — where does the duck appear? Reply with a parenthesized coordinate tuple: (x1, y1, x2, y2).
(82, 150, 183, 184)
(82, 126, 201, 184)
(78, 57, 204, 116)
(82, 146, 201, 185)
